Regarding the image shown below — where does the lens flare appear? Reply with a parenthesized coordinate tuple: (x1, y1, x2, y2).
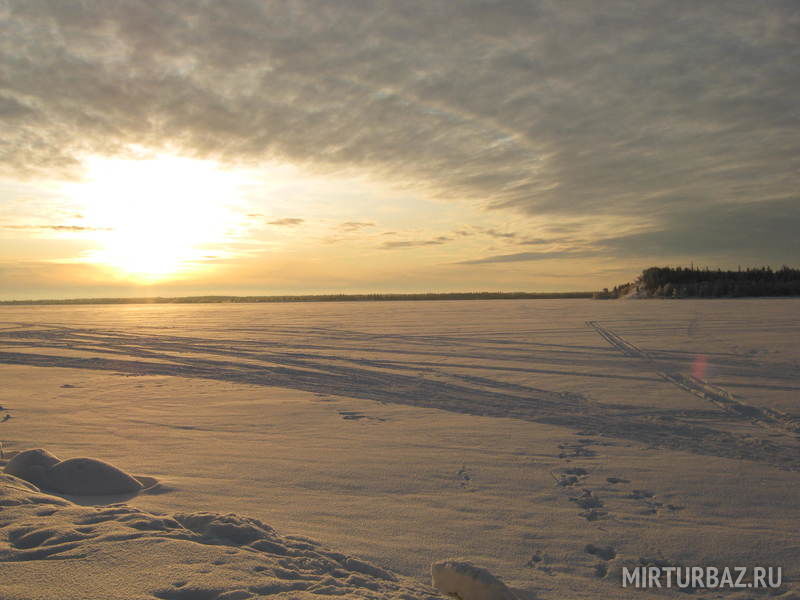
(691, 354, 709, 379)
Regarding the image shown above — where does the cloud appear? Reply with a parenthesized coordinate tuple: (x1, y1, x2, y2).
(0, 94, 34, 120)
(461, 197, 800, 265)
(595, 196, 800, 261)
(1, 224, 112, 232)
(452, 227, 520, 239)
(267, 218, 304, 226)
(1, 1, 798, 262)
(458, 249, 592, 265)
(339, 221, 375, 232)
(479, 228, 517, 240)
(381, 236, 453, 249)
(517, 237, 567, 246)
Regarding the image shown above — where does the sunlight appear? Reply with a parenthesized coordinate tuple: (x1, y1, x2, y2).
(68, 153, 248, 283)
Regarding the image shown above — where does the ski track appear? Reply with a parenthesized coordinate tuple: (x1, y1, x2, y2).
(586, 320, 800, 435)
(1, 312, 799, 471)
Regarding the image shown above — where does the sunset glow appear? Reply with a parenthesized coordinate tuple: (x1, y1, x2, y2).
(67, 155, 246, 282)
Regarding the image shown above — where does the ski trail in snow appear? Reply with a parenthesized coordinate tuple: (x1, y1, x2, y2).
(586, 320, 800, 435)
(2, 319, 799, 470)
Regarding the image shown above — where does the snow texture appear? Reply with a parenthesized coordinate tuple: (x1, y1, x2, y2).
(431, 560, 517, 600)
(0, 471, 443, 600)
(1, 299, 799, 599)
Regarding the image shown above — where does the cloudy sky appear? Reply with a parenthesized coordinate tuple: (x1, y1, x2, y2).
(1, 1, 798, 299)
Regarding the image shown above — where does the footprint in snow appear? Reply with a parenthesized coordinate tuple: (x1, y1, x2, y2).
(338, 411, 386, 422)
(456, 465, 472, 488)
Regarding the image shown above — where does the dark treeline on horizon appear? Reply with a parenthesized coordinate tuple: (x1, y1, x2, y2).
(0, 291, 595, 306)
(6, 266, 800, 305)
(604, 265, 800, 298)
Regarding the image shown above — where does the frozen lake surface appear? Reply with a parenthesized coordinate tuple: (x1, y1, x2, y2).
(1, 298, 799, 598)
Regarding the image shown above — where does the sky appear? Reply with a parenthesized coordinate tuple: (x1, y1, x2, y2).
(1, 0, 798, 299)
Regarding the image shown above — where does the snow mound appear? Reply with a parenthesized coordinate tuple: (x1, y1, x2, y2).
(0, 473, 442, 600)
(431, 559, 518, 600)
(3, 448, 153, 496)
(47, 457, 144, 495)
(4, 448, 61, 487)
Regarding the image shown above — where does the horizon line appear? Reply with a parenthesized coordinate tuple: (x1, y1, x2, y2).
(0, 291, 597, 306)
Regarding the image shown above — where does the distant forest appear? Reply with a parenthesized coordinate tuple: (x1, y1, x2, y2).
(4, 268, 799, 305)
(599, 266, 800, 299)
(0, 291, 594, 306)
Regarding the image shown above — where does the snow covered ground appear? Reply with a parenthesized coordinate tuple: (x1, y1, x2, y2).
(1, 298, 799, 599)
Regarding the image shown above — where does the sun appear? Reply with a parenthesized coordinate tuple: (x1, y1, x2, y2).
(68, 153, 246, 283)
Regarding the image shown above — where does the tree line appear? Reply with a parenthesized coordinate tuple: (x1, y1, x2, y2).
(599, 265, 800, 298)
(0, 291, 595, 306)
